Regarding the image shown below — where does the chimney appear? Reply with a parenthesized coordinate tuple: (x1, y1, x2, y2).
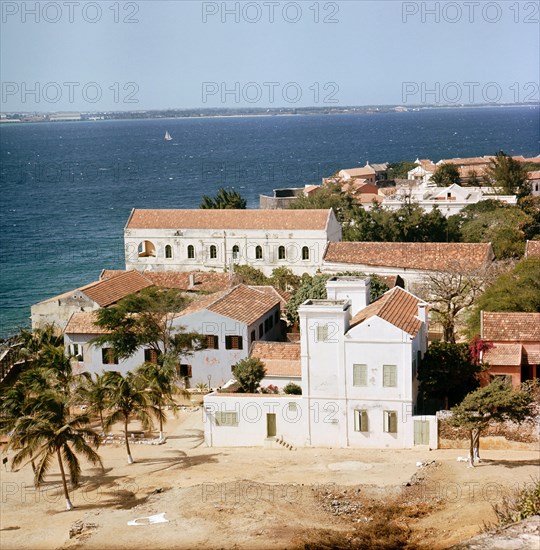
(326, 277, 371, 317)
(417, 302, 427, 322)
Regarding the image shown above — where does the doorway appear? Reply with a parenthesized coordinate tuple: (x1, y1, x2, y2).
(266, 413, 277, 437)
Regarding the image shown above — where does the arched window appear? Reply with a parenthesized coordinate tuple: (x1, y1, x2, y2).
(302, 246, 309, 261)
(255, 246, 263, 260)
(278, 246, 286, 260)
(210, 245, 217, 259)
(187, 245, 195, 259)
(165, 244, 173, 259)
(138, 240, 156, 258)
(232, 245, 240, 260)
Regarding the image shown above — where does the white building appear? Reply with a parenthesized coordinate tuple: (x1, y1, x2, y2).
(31, 271, 153, 332)
(64, 284, 283, 387)
(203, 277, 437, 449)
(124, 209, 342, 276)
(31, 270, 240, 332)
(381, 182, 517, 216)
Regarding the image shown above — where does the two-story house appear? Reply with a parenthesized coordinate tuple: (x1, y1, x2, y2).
(203, 277, 437, 449)
(64, 284, 283, 387)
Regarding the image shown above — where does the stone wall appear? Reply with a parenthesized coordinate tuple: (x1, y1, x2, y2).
(438, 417, 540, 451)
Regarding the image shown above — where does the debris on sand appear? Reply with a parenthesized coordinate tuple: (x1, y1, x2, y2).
(69, 521, 98, 540)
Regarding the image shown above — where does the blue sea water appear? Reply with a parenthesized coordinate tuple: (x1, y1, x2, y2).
(1, 106, 539, 338)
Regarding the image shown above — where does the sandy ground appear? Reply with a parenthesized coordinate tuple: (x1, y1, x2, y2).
(1, 406, 538, 550)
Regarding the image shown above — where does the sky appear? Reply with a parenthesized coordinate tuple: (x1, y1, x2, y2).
(0, 0, 539, 111)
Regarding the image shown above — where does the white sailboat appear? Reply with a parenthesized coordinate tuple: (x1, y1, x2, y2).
(164, 131, 172, 141)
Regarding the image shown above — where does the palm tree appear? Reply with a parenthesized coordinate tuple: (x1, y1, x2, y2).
(136, 358, 185, 441)
(6, 391, 102, 510)
(102, 371, 155, 464)
(200, 187, 247, 209)
(75, 373, 109, 433)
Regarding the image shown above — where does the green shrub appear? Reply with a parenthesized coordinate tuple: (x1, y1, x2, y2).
(284, 382, 302, 395)
(493, 479, 540, 525)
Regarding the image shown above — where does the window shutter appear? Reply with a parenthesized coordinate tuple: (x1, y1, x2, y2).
(316, 324, 328, 342)
(353, 364, 367, 387)
(383, 365, 397, 387)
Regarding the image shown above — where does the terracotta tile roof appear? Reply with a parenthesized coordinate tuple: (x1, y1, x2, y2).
(483, 344, 523, 366)
(357, 193, 383, 204)
(525, 349, 540, 365)
(207, 285, 280, 325)
(527, 171, 540, 180)
(380, 275, 405, 289)
(481, 312, 540, 342)
(37, 270, 152, 307)
(525, 241, 540, 259)
(174, 291, 230, 318)
(457, 165, 489, 178)
(340, 167, 376, 177)
(441, 156, 495, 166)
(324, 242, 493, 272)
(248, 286, 291, 307)
(64, 311, 110, 335)
(251, 342, 301, 377)
(125, 209, 332, 231)
(81, 271, 152, 307)
(100, 270, 241, 293)
(349, 287, 425, 336)
(175, 285, 280, 325)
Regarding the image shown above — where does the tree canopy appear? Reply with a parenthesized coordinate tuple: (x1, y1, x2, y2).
(417, 267, 486, 343)
(232, 357, 266, 393)
(430, 163, 460, 186)
(417, 342, 481, 412)
(285, 272, 389, 325)
(91, 287, 205, 362)
(344, 201, 461, 243)
(484, 151, 530, 197)
(200, 187, 247, 209)
(386, 161, 416, 180)
(288, 184, 354, 223)
(449, 379, 534, 466)
(457, 200, 531, 259)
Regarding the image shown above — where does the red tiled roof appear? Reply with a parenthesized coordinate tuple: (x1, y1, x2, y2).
(125, 209, 332, 231)
(349, 287, 425, 336)
(526, 241, 540, 259)
(248, 286, 291, 307)
(100, 270, 241, 293)
(207, 285, 280, 325)
(340, 167, 376, 177)
(481, 312, 540, 342)
(251, 342, 301, 377)
(64, 311, 110, 335)
(37, 270, 152, 307)
(483, 344, 523, 366)
(175, 285, 280, 325)
(324, 242, 493, 272)
(526, 171, 540, 180)
(82, 271, 152, 307)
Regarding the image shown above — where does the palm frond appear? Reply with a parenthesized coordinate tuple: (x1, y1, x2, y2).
(62, 443, 81, 486)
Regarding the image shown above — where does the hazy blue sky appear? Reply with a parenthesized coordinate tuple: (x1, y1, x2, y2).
(1, 0, 538, 111)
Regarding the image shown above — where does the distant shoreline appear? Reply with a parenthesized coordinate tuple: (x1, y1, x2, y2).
(1, 102, 538, 125)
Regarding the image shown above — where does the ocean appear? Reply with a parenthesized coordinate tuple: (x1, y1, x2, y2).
(1, 106, 539, 338)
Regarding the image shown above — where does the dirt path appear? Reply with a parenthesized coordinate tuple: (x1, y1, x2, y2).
(1, 409, 538, 550)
